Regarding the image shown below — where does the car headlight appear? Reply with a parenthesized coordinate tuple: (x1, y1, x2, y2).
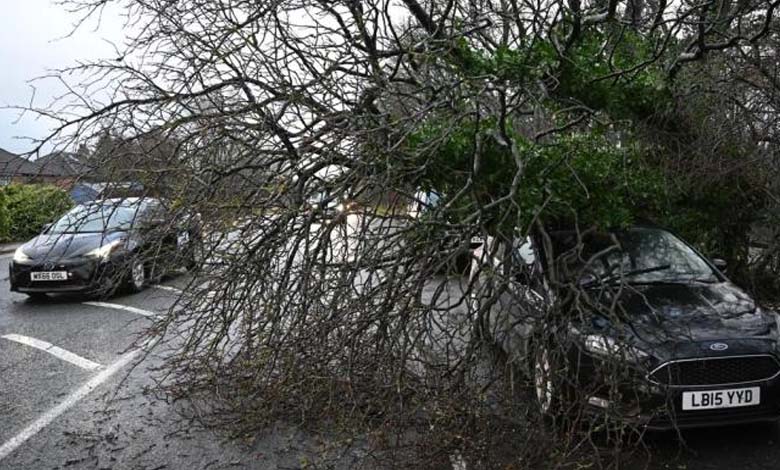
(584, 334, 649, 361)
(336, 201, 358, 213)
(85, 239, 125, 261)
(13, 248, 31, 263)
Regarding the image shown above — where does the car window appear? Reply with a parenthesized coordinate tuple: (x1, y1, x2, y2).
(551, 227, 717, 284)
(49, 203, 139, 234)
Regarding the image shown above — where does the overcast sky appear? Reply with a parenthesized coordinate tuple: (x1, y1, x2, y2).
(0, 0, 125, 156)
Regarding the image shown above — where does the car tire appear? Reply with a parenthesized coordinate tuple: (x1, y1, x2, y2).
(454, 250, 472, 275)
(185, 253, 198, 271)
(530, 341, 575, 429)
(184, 237, 201, 272)
(533, 344, 556, 415)
(126, 257, 146, 293)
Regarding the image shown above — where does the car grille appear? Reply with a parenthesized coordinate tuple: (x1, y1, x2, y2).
(650, 355, 780, 386)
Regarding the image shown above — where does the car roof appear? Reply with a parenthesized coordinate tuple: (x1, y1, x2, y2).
(69, 198, 160, 216)
(84, 197, 159, 207)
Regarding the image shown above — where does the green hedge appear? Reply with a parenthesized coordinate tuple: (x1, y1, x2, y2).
(0, 184, 73, 242)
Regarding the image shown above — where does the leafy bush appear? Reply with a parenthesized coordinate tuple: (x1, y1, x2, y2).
(0, 184, 73, 242)
(407, 118, 667, 232)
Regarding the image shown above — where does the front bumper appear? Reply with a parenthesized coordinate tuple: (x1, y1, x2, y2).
(9, 256, 125, 294)
(580, 357, 780, 430)
(640, 379, 780, 430)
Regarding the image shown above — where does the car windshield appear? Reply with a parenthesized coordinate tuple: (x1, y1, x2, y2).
(551, 227, 718, 284)
(49, 203, 140, 234)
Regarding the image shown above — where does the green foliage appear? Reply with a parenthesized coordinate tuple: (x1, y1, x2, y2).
(520, 134, 666, 228)
(412, 30, 676, 232)
(453, 38, 558, 82)
(663, 171, 764, 265)
(408, 118, 666, 231)
(0, 190, 10, 239)
(0, 184, 73, 242)
(556, 30, 672, 119)
(453, 29, 672, 120)
(426, 26, 760, 285)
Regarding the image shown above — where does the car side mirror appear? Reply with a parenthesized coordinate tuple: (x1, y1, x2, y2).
(712, 258, 727, 271)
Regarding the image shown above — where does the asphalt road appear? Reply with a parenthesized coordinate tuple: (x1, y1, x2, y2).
(2, 248, 780, 469)
(636, 422, 780, 469)
(0, 253, 359, 470)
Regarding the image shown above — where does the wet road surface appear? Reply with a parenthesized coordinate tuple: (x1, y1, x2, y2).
(0, 254, 356, 469)
(3, 257, 780, 469)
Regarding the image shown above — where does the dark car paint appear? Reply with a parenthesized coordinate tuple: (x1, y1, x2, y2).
(577, 281, 780, 429)
(588, 282, 774, 358)
(481, 227, 780, 430)
(9, 200, 198, 296)
(21, 231, 134, 261)
(10, 254, 127, 294)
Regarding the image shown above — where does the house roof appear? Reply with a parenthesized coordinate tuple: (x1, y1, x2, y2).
(35, 151, 91, 178)
(0, 147, 56, 177)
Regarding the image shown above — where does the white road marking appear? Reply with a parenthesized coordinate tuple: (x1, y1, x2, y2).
(1, 334, 102, 371)
(0, 348, 141, 462)
(82, 301, 159, 318)
(150, 284, 183, 294)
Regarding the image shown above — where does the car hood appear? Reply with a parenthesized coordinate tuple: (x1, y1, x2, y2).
(589, 282, 778, 360)
(22, 231, 125, 260)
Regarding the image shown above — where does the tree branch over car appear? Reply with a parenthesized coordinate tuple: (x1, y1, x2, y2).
(21, 0, 780, 467)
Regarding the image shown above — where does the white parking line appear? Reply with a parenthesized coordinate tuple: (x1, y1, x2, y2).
(150, 284, 183, 294)
(0, 348, 141, 462)
(1, 334, 102, 371)
(82, 301, 159, 318)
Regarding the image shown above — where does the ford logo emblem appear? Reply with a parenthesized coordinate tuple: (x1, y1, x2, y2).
(710, 342, 729, 351)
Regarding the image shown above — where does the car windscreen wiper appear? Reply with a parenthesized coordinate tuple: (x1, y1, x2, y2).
(583, 264, 672, 287)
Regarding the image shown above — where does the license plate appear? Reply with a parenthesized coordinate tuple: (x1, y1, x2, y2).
(682, 387, 760, 410)
(30, 271, 68, 281)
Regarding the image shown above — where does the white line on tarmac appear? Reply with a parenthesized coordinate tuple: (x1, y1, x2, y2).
(82, 301, 159, 318)
(0, 347, 141, 461)
(150, 284, 183, 294)
(1, 334, 102, 371)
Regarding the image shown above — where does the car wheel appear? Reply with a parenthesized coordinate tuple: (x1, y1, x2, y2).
(185, 239, 201, 271)
(185, 254, 197, 271)
(454, 250, 472, 275)
(126, 258, 146, 293)
(531, 341, 574, 428)
(533, 345, 555, 415)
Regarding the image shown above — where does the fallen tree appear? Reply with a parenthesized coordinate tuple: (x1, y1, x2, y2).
(23, 0, 780, 467)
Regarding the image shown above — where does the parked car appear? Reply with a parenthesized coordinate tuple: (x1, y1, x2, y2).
(305, 189, 358, 220)
(472, 225, 780, 430)
(408, 190, 482, 273)
(10, 197, 200, 298)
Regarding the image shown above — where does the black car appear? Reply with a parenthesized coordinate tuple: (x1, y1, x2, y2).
(10, 198, 199, 298)
(472, 225, 780, 430)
